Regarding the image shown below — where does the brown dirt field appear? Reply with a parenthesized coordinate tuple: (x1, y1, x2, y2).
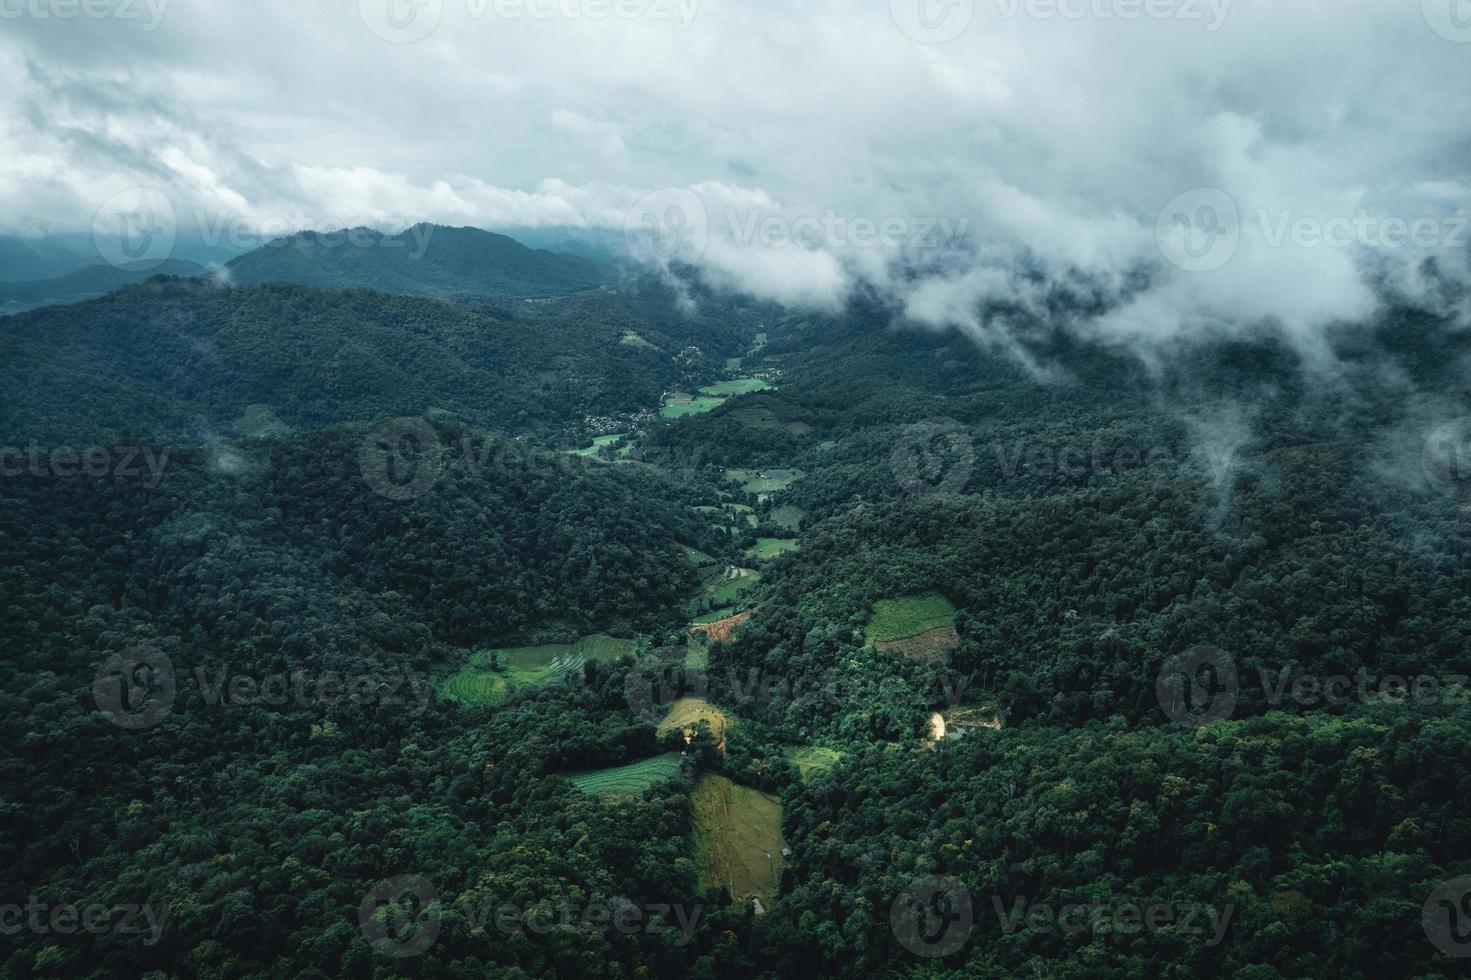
(874, 625, 959, 663)
(690, 608, 756, 643)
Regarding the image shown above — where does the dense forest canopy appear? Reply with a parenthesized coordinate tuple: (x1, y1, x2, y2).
(2, 261, 1470, 978)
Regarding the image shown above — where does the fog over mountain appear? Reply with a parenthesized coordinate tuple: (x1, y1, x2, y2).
(3, 0, 1469, 362)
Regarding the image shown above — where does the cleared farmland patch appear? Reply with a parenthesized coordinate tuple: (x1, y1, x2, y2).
(866, 593, 959, 662)
(866, 592, 958, 643)
(567, 433, 625, 457)
(747, 538, 798, 560)
(690, 775, 786, 906)
(727, 468, 803, 495)
(699, 378, 772, 397)
(567, 753, 683, 799)
(439, 652, 510, 707)
(657, 697, 735, 745)
(783, 745, 843, 784)
(497, 635, 641, 687)
(689, 608, 755, 642)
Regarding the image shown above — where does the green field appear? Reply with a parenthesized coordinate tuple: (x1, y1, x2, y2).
(866, 592, 958, 643)
(567, 433, 625, 457)
(770, 505, 805, 531)
(692, 607, 736, 625)
(567, 753, 682, 799)
(691, 775, 786, 905)
(498, 635, 639, 686)
(728, 468, 803, 494)
(685, 635, 711, 670)
(708, 567, 760, 606)
(783, 745, 844, 784)
(443, 636, 638, 703)
(662, 393, 726, 419)
(699, 378, 772, 397)
(439, 651, 511, 707)
(747, 538, 799, 560)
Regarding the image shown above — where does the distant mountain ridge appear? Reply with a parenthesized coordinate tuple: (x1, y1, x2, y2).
(225, 224, 610, 298)
(0, 259, 207, 314)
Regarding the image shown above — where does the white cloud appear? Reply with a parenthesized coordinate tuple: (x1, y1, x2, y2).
(0, 0, 1467, 352)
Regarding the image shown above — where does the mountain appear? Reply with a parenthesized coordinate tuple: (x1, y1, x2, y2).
(225, 224, 610, 298)
(0, 259, 207, 314)
(0, 235, 96, 282)
(0, 273, 753, 445)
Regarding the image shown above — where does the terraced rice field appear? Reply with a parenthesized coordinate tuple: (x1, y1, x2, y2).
(567, 753, 683, 799)
(439, 652, 511, 706)
(709, 567, 760, 605)
(499, 635, 639, 686)
(690, 775, 786, 906)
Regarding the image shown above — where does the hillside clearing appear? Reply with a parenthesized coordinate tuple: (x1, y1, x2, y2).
(657, 697, 734, 745)
(567, 753, 682, 799)
(690, 775, 786, 907)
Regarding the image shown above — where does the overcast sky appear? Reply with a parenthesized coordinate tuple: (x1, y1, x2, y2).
(4, 0, 1470, 357)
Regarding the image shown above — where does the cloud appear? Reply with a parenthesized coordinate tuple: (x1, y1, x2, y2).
(1, 0, 1468, 351)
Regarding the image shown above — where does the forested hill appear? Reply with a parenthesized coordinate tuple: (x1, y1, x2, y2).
(225, 225, 610, 298)
(0, 259, 208, 315)
(0, 274, 756, 445)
